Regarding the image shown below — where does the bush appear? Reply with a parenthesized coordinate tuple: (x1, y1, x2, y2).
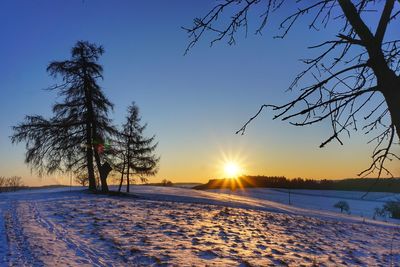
(373, 207, 388, 220)
(383, 201, 400, 219)
(161, 179, 173, 187)
(333, 201, 350, 213)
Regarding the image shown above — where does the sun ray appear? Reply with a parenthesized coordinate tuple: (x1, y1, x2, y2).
(235, 176, 244, 190)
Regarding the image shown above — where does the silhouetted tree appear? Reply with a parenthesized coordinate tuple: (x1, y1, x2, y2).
(0, 176, 23, 192)
(12, 41, 115, 192)
(185, 1, 400, 178)
(0, 177, 5, 191)
(115, 102, 159, 192)
(75, 173, 89, 187)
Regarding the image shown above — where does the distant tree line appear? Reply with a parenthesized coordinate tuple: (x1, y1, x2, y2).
(194, 175, 400, 193)
(0, 176, 23, 192)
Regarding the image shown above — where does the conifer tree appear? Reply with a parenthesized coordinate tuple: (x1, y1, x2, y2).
(12, 41, 115, 192)
(116, 102, 159, 192)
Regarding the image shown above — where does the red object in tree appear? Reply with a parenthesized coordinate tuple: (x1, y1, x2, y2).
(97, 144, 105, 154)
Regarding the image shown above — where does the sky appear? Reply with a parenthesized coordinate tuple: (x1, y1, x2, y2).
(0, 0, 399, 186)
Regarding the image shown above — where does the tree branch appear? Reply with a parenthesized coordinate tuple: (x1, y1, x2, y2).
(337, 0, 374, 43)
(375, 0, 395, 44)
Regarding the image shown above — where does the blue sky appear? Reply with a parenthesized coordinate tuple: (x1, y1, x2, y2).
(0, 0, 398, 185)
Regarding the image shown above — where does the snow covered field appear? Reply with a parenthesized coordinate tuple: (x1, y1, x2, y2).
(0, 186, 399, 266)
(209, 188, 400, 221)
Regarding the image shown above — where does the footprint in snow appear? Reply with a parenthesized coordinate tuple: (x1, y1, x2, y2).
(270, 248, 285, 255)
(198, 250, 219, 260)
(256, 244, 267, 250)
(192, 237, 200, 245)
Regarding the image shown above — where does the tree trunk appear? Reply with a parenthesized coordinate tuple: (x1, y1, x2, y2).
(100, 162, 112, 193)
(381, 76, 400, 141)
(83, 74, 97, 191)
(93, 149, 110, 193)
(338, 0, 400, 140)
(118, 160, 125, 192)
(83, 69, 112, 193)
(126, 156, 130, 193)
(380, 72, 400, 142)
(86, 126, 96, 191)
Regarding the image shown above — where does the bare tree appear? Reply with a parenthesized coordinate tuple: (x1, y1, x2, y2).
(0, 176, 23, 192)
(184, 0, 400, 178)
(0, 177, 5, 192)
(8, 176, 23, 191)
(75, 173, 89, 187)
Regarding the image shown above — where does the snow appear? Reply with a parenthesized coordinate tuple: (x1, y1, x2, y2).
(0, 186, 399, 266)
(208, 188, 400, 222)
(125, 186, 400, 225)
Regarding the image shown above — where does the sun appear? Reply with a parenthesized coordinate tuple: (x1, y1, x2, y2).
(224, 162, 241, 178)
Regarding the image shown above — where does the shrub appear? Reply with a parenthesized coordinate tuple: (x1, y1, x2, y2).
(161, 179, 173, 187)
(373, 207, 388, 220)
(334, 201, 350, 213)
(383, 201, 400, 219)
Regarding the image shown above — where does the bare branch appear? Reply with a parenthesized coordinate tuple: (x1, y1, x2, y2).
(338, 0, 374, 42)
(375, 0, 395, 44)
(186, 0, 400, 181)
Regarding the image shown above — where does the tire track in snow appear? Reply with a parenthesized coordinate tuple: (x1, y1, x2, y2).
(30, 201, 128, 267)
(4, 201, 44, 266)
(28, 201, 109, 267)
(0, 199, 9, 265)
